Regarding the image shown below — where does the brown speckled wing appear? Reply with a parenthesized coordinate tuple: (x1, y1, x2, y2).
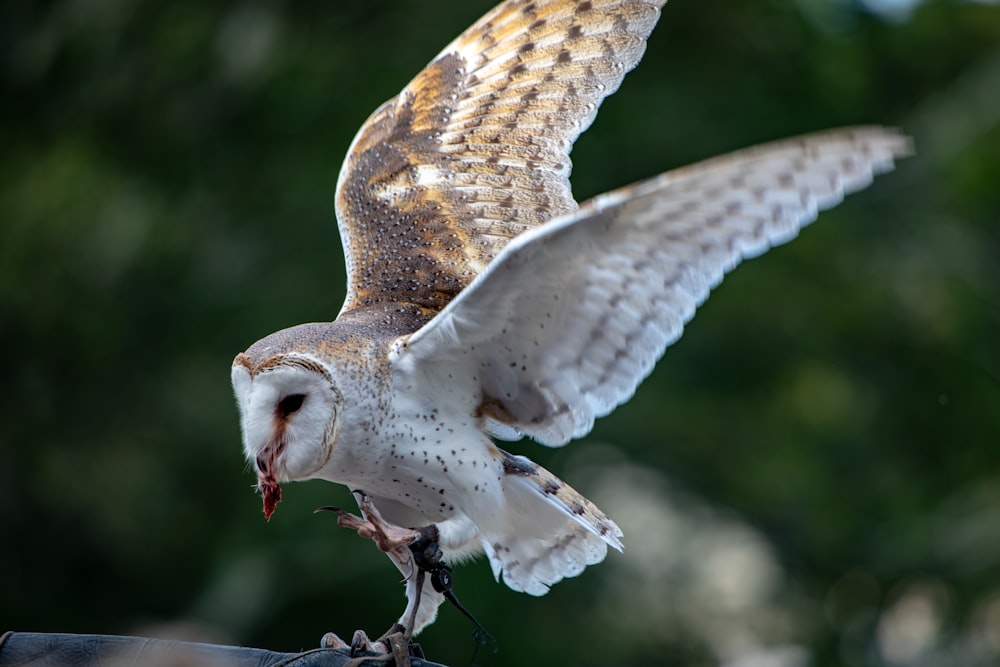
(335, 0, 667, 315)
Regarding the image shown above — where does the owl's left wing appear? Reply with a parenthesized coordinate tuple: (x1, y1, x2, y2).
(392, 127, 912, 446)
(335, 0, 667, 314)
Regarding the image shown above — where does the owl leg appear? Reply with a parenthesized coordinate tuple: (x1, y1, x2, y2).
(365, 512, 443, 639)
(316, 494, 445, 647)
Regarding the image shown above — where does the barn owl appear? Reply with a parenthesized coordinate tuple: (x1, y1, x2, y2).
(231, 0, 910, 647)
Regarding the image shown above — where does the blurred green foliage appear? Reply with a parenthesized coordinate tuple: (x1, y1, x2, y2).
(2, 1, 998, 665)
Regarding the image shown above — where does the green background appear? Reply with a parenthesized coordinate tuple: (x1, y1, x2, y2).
(2, 0, 998, 665)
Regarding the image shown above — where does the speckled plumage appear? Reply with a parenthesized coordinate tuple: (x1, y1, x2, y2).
(231, 0, 910, 637)
(335, 0, 665, 313)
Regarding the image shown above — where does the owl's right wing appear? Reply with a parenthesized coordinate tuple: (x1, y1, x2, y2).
(393, 127, 912, 446)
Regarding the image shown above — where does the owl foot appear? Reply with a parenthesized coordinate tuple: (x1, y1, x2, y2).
(319, 627, 424, 667)
(316, 494, 421, 556)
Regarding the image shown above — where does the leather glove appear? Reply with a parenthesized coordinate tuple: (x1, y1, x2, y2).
(0, 632, 444, 667)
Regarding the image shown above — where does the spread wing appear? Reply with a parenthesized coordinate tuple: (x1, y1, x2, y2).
(335, 0, 667, 314)
(392, 127, 912, 446)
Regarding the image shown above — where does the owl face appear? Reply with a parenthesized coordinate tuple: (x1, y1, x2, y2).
(231, 357, 342, 486)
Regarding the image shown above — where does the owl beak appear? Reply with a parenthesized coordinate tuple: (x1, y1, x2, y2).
(254, 439, 286, 478)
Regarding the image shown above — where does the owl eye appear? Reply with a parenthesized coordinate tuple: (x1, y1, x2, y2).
(278, 393, 306, 417)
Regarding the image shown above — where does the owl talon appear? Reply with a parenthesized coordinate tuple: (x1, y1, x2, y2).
(350, 629, 381, 656)
(320, 631, 349, 649)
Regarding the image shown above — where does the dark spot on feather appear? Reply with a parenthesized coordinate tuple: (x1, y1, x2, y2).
(500, 449, 537, 476)
(542, 479, 563, 495)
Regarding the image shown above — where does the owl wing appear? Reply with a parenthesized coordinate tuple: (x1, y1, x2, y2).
(335, 0, 667, 313)
(393, 127, 912, 446)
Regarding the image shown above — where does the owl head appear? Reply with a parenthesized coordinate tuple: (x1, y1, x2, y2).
(231, 323, 346, 515)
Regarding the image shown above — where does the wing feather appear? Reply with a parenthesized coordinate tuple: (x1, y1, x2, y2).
(395, 127, 912, 445)
(335, 0, 667, 314)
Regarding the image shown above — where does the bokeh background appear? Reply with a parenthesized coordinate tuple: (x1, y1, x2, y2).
(2, 0, 999, 665)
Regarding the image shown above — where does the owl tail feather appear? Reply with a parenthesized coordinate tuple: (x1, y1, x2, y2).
(481, 450, 622, 596)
